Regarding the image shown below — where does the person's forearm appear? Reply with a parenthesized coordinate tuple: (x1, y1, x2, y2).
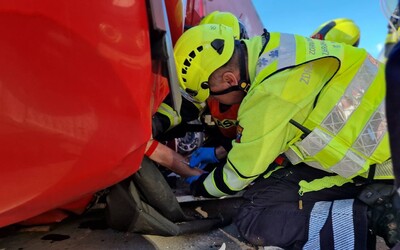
(146, 139, 203, 177)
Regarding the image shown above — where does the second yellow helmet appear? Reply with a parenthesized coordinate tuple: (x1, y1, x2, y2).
(311, 18, 360, 47)
(200, 11, 248, 39)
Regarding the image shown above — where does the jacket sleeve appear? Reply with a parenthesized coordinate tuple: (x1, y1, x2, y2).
(195, 63, 328, 197)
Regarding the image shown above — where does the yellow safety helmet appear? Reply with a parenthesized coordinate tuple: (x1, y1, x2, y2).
(200, 11, 248, 39)
(174, 24, 235, 102)
(311, 18, 360, 47)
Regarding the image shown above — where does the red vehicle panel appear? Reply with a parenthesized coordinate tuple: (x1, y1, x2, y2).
(0, 0, 159, 227)
(0, 0, 262, 228)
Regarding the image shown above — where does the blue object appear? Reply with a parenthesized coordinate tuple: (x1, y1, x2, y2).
(189, 147, 218, 168)
(197, 162, 208, 170)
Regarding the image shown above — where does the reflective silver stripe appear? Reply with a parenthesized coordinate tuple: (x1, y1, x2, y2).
(353, 103, 387, 157)
(284, 146, 333, 172)
(332, 199, 355, 249)
(223, 165, 254, 191)
(158, 103, 180, 127)
(277, 33, 297, 69)
(285, 128, 335, 172)
(284, 147, 303, 165)
(306, 161, 334, 173)
(322, 56, 378, 134)
(296, 128, 335, 171)
(330, 150, 366, 178)
(204, 164, 256, 197)
(286, 56, 381, 177)
(303, 201, 332, 250)
(204, 172, 227, 197)
(374, 159, 394, 178)
(255, 33, 296, 75)
(297, 128, 332, 157)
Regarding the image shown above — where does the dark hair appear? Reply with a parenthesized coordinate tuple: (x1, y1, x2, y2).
(208, 41, 241, 85)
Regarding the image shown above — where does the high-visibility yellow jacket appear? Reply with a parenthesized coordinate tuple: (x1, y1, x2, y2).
(199, 32, 392, 198)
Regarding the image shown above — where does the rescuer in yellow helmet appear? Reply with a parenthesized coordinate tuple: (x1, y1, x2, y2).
(174, 20, 397, 248)
(311, 18, 360, 47)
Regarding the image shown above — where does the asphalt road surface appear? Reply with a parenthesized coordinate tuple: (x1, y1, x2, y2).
(0, 196, 389, 250)
(0, 198, 259, 250)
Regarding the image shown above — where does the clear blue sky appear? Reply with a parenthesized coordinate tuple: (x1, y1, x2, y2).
(252, 0, 395, 58)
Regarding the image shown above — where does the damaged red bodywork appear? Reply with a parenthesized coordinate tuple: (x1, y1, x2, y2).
(0, 0, 263, 228)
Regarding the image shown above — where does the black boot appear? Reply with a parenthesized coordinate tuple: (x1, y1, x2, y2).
(358, 183, 400, 248)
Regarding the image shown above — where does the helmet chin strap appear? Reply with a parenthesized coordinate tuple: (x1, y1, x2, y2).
(237, 40, 250, 93)
(210, 41, 250, 96)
